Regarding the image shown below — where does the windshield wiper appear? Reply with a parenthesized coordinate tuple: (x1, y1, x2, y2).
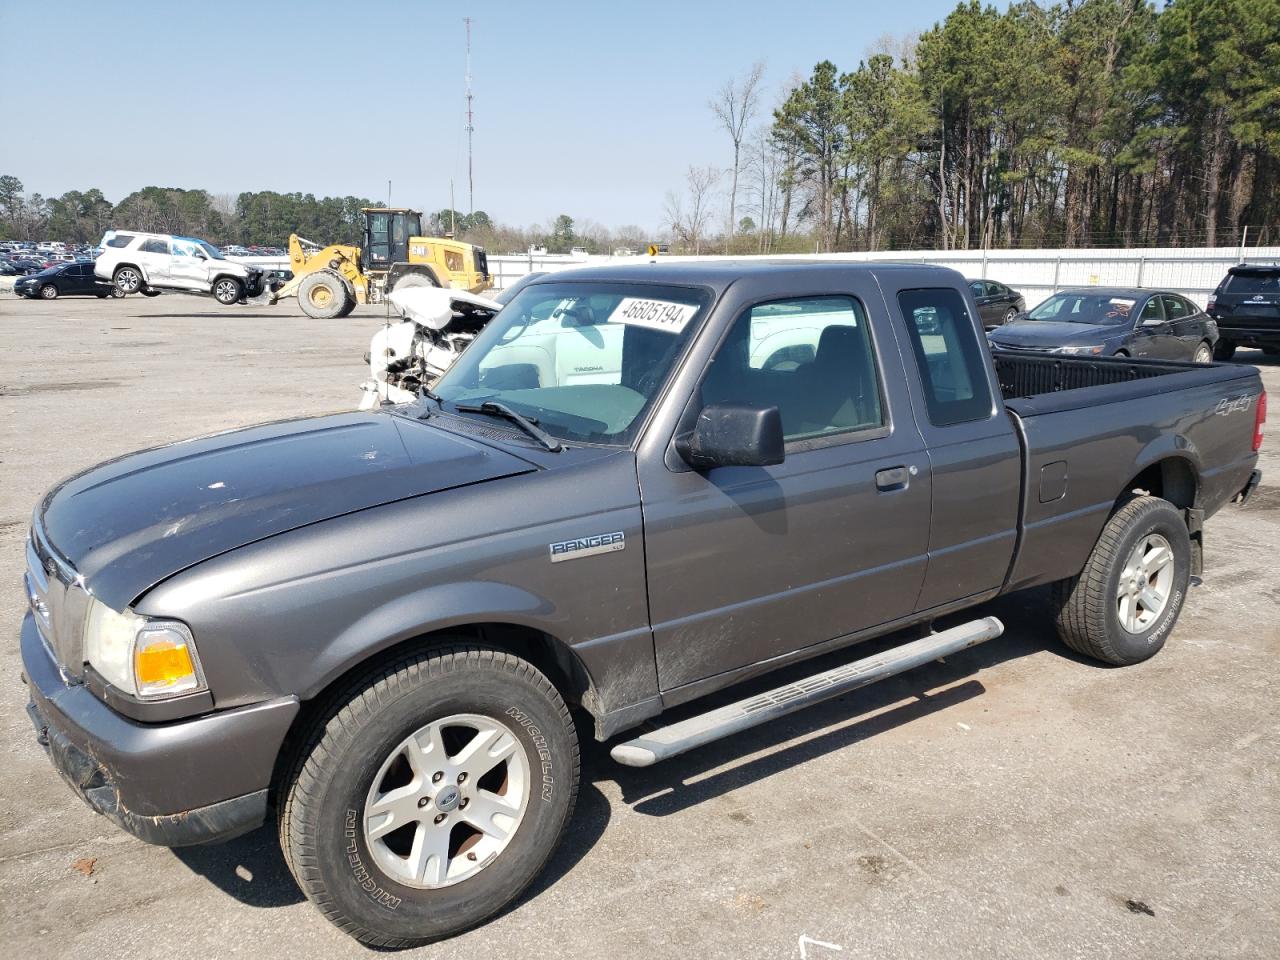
(454, 400, 563, 452)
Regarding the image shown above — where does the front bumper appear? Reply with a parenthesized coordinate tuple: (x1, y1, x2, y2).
(20, 614, 298, 846)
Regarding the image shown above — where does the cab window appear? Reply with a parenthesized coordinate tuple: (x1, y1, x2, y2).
(701, 296, 884, 444)
(897, 288, 993, 426)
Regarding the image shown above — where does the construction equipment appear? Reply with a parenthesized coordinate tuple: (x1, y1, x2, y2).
(269, 207, 491, 319)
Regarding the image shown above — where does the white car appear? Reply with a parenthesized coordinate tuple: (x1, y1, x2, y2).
(95, 231, 263, 304)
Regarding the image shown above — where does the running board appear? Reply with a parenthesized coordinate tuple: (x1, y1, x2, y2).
(610, 616, 1004, 767)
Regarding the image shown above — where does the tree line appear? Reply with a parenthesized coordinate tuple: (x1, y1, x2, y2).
(672, 0, 1280, 254)
(0, 176, 381, 248)
(0, 174, 634, 256)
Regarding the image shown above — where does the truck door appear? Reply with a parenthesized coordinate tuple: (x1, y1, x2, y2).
(639, 280, 932, 692)
(892, 286, 1021, 610)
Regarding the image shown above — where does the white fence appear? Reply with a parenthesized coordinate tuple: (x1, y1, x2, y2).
(488, 245, 1280, 309)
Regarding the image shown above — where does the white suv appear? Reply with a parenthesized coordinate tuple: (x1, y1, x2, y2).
(95, 231, 263, 304)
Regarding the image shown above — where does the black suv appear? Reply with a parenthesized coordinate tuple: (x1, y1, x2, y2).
(1209, 264, 1280, 359)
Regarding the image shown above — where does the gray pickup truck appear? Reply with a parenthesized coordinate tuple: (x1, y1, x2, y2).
(21, 262, 1264, 945)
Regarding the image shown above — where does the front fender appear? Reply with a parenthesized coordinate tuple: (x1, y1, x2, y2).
(300, 580, 555, 700)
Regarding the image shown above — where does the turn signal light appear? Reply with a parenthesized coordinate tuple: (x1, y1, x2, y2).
(133, 625, 203, 697)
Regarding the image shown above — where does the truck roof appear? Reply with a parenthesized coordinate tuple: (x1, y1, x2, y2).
(535, 259, 963, 293)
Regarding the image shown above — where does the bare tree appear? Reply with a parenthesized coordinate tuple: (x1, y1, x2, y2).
(665, 166, 721, 255)
(710, 61, 765, 254)
(662, 190, 686, 248)
(684, 165, 720, 255)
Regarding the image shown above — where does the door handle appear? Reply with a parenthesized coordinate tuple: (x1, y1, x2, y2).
(875, 465, 913, 491)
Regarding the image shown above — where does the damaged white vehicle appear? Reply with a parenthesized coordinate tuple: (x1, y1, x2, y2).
(359, 286, 503, 409)
(359, 273, 551, 409)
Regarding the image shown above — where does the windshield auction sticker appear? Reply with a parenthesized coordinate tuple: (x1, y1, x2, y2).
(607, 297, 699, 334)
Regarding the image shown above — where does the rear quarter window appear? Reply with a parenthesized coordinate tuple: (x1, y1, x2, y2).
(106, 234, 134, 248)
(897, 288, 994, 427)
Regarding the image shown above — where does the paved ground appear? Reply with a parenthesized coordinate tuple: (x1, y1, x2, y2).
(0, 292, 1276, 960)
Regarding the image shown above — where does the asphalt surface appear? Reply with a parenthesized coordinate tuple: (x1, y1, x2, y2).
(1, 291, 1277, 960)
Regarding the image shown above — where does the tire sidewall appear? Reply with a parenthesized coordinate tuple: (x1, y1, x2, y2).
(301, 661, 575, 942)
(1099, 501, 1190, 662)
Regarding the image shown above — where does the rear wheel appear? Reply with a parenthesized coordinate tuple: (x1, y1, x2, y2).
(1003, 307, 1017, 324)
(1193, 341, 1213, 364)
(1213, 339, 1236, 361)
(112, 266, 143, 295)
(298, 270, 354, 319)
(1052, 495, 1190, 666)
(213, 277, 243, 305)
(39, 283, 58, 300)
(278, 644, 579, 947)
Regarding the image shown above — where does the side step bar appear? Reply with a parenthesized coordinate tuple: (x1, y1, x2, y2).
(610, 616, 1004, 767)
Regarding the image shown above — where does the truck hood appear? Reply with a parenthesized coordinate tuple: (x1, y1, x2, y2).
(38, 411, 536, 609)
(989, 320, 1122, 348)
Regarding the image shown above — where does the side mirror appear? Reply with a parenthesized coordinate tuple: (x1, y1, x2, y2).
(676, 403, 784, 470)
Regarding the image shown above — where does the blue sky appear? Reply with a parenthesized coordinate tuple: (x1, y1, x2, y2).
(1, 0, 985, 232)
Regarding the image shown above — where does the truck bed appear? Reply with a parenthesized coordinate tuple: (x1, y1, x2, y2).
(994, 350, 1262, 595)
(994, 351, 1202, 400)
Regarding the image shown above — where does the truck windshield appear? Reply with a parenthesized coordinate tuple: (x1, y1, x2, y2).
(433, 281, 710, 446)
(1026, 293, 1137, 325)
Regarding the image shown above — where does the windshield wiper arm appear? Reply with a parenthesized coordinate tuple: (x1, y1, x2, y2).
(454, 400, 563, 452)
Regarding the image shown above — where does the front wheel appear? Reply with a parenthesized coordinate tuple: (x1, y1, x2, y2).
(1193, 341, 1213, 364)
(1052, 495, 1190, 666)
(297, 270, 353, 319)
(278, 644, 579, 947)
(1213, 339, 1236, 361)
(213, 277, 243, 305)
(39, 283, 58, 300)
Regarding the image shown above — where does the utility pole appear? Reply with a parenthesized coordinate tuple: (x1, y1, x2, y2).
(464, 17, 475, 215)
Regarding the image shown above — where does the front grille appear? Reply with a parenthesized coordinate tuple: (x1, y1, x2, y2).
(26, 517, 89, 682)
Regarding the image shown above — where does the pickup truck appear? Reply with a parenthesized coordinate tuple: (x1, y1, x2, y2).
(20, 262, 1264, 946)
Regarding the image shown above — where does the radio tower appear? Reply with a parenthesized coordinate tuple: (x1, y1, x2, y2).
(464, 17, 474, 215)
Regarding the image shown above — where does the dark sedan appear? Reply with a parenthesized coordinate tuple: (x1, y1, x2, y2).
(15, 261, 123, 300)
(967, 278, 1026, 328)
(987, 288, 1218, 362)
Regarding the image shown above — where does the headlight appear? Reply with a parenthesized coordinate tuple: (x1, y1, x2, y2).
(1050, 344, 1105, 356)
(83, 598, 205, 699)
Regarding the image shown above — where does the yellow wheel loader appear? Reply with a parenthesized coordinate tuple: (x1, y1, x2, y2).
(269, 207, 492, 319)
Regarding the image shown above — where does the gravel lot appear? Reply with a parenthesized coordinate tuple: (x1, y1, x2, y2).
(1, 292, 1277, 960)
